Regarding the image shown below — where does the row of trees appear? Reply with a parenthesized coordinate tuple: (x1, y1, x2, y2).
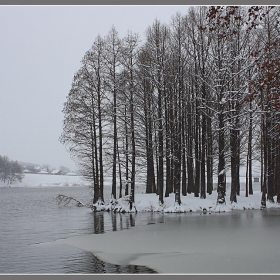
(0, 155, 24, 185)
(60, 6, 280, 210)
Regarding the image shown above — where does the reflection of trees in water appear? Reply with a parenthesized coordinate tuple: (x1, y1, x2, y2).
(111, 212, 117, 231)
(146, 212, 165, 225)
(93, 212, 170, 234)
(93, 212, 137, 233)
(93, 212, 105, 234)
(123, 213, 136, 229)
(126, 214, 130, 229)
(90, 212, 156, 273)
(129, 213, 135, 227)
(109, 212, 136, 232)
(119, 213, 123, 231)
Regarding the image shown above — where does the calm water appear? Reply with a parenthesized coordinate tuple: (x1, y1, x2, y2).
(0, 186, 156, 273)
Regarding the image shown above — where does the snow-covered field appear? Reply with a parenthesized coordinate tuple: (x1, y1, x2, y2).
(0, 173, 86, 188)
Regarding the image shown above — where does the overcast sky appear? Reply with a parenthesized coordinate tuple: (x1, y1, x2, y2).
(0, 5, 188, 170)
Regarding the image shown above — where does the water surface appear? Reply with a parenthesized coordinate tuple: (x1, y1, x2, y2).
(1, 186, 279, 274)
(0, 186, 156, 273)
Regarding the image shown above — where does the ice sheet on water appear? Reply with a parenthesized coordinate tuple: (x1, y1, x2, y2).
(55, 209, 280, 273)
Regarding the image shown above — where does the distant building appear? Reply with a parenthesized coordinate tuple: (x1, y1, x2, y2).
(38, 170, 49, 174)
(23, 169, 32, 173)
(34, 166, 41, 173)
(51, 169, 62, 175)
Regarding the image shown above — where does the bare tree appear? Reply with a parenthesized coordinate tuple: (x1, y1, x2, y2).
(0, 155, 24, 185)
(60, 36, 106, 205)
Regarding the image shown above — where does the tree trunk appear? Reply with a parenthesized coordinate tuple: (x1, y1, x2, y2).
(111, 75, 117, 200)
(248, 102, 253, 195)
(194, 99, 200, 198)
(117, 142, 123, 199)
(261, 108, 267, 209)
(158, 87, 164, 205)
(129, 69, 136, 210)
(200, 104, 206, 199)
(97, 67, 104, 202)
(187, 97, 194, 194)
(165, 90, 171, 197)
(217, 110, 226, 205)
(125, 105, 129, 196)
(206, 114, 213, 195)
(245, 154, 249, 198)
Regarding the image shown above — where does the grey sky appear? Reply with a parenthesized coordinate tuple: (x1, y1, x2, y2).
(0, 5, 188, 170)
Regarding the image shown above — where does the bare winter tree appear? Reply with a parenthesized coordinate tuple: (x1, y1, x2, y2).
(60, 36, 107, 205)
(119, 31, 141, 210)
(247, 6, 280, 207)
(145, 19, 170, 204)
(0, 155, 24, 185)
(103, 26, 123, 201)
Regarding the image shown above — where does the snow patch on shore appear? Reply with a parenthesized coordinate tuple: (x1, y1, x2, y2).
(103, 191, 280, 213)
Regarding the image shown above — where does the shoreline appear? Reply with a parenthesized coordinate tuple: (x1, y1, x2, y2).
(92, 190, 280, 213)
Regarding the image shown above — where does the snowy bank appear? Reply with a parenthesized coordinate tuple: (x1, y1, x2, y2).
(96, 191, 280, 213)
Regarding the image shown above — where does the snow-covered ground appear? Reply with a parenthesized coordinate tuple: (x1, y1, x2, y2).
(0, 173, 86, 188)
(114, 190, 279, 214)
